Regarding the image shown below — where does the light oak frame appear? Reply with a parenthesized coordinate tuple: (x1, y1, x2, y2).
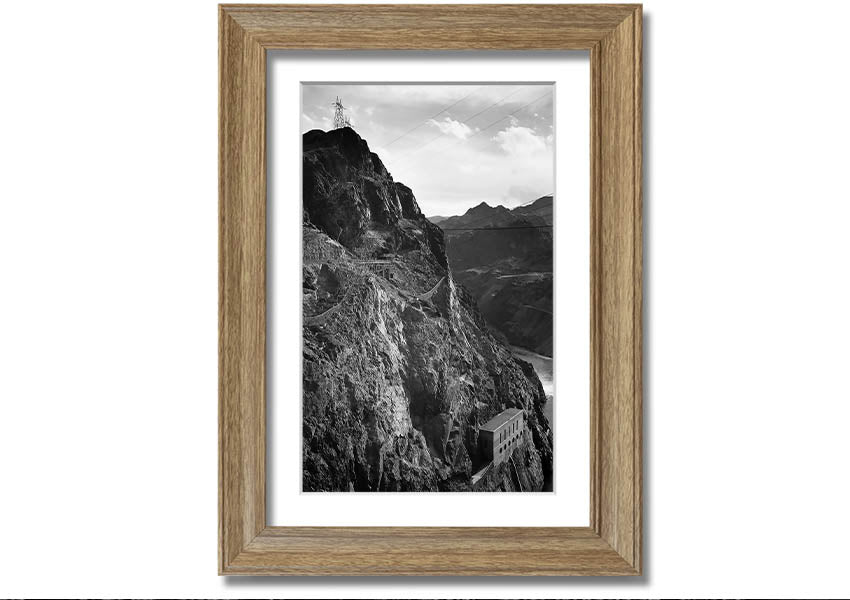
(219, 3, 642, 575)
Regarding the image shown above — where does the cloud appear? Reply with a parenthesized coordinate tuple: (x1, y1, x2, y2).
(427, 116, 474, 139)
(302, 112, 331, 131)
(503, 185, 542, 206)
(491, 124, 548, 156)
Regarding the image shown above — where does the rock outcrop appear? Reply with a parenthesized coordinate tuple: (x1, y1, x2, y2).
(302, 127, 553, 491)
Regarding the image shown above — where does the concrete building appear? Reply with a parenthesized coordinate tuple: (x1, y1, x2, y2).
(479, 408, 524, 465)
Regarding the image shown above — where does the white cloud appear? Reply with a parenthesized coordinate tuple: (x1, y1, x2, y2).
(491, 125, 548, 155)
(302, 112, 331, 131)
(392, 127, 554, 216)
(427, 116, 474, 139)
(503, 184, 541, 206)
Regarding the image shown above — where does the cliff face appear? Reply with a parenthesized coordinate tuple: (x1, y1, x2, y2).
(435, 197, 554, 356)
(302, 127, 553, 492)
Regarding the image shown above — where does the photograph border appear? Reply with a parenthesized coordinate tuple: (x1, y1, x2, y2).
(219, 3, 642, 575)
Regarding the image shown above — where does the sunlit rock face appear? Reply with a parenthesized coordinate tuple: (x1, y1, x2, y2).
(302, 127, 553, 492)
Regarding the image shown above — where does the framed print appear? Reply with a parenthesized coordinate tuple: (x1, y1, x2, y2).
(220, 3, 642, 575)
(271, 55, 591, 530)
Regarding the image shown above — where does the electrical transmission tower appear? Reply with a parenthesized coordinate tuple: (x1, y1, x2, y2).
(332, 96, 351, 129)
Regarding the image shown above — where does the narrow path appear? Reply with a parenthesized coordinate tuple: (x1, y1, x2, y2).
(509, 455, 524, 492)
(471, 462, 493, 486)
(416, 276, 445, 302)
(520, 304, 553, 316)
(497, 271, 552, 280)
(304, 291, 350, 326)
(306, 274, 444, 326)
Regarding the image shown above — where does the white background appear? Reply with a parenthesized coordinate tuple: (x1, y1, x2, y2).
(1, 0, 849, 598)
(270, 53, 589, 526)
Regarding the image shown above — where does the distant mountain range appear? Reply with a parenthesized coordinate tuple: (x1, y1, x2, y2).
(430, 196, 553, 356)
(431, 195, 552, 230)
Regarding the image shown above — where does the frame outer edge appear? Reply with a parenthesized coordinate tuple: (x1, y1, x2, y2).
(595, 5, 641, 570)
(219, 7, 268, 573)
(632, 4, 644, 575)
(218, 3, 643, 576)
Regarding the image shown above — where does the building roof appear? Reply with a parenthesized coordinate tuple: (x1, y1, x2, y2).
(479, 408, 523, 432)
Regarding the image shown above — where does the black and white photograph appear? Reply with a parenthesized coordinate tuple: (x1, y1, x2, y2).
(301, 84, 555, 492)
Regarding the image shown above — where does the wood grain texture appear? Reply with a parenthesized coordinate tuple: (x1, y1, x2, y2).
(219, 3, 642, 576)
(597, 10, 638, 567)
(226, 4, 638, 49)
(219, 8, 267, 571)
(230, 527, 635, 575)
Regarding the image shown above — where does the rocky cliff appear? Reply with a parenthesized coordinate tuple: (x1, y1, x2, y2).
(435, 197, 554, 356)
(302, 127, 553, 492)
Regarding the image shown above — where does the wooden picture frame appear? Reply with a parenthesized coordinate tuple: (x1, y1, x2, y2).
(219, 3, 642, 575)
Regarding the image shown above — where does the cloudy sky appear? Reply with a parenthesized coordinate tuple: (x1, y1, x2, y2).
(301, 84, 554, 218)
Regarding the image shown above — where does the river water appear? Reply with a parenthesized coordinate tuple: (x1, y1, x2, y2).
(510, 345, 553, 425)
(511, 345, 554, 491)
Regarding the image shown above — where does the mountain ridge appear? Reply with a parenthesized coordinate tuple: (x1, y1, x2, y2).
(432, 194, 553, 229)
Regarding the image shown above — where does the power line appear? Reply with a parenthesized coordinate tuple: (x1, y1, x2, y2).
(382, 86, 482, 148)
(394, 89, 552, 168)
(391, 87, 525, 162)
(440, 225, 553, 231)
(456, 87, 524, 127)
(462, 90, 553, 143)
